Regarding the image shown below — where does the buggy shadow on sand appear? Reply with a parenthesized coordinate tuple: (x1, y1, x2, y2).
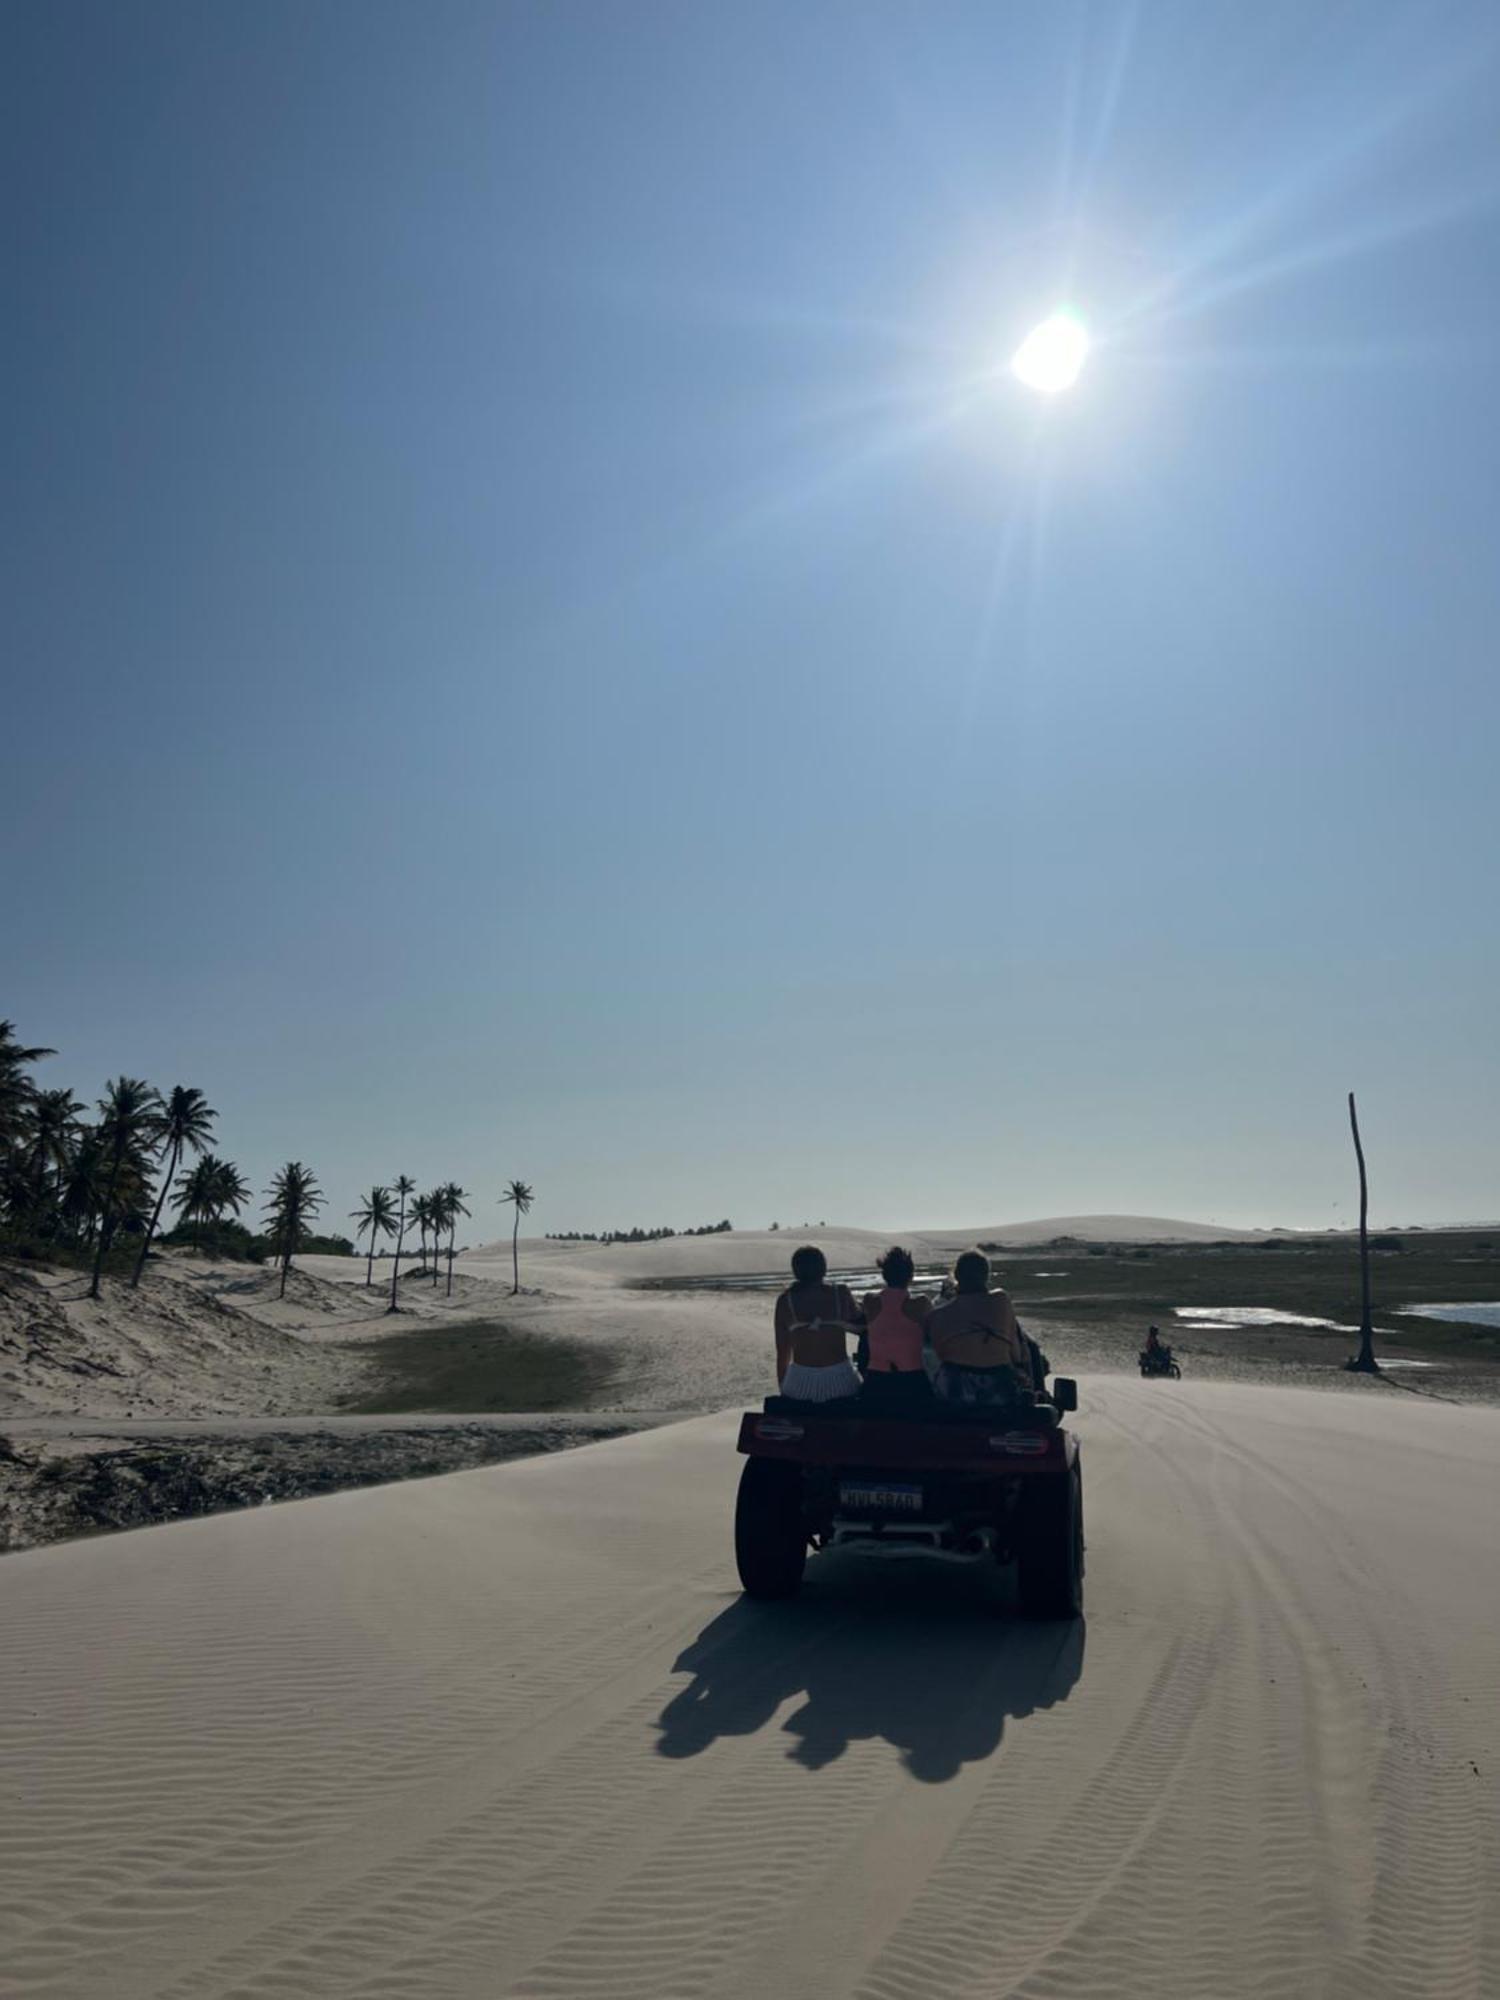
(658, 1588, 1085, 1779)
(733, 1377, 1084, 1619)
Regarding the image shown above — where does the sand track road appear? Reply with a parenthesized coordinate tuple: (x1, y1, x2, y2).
(2, 1379, 1496, 1999)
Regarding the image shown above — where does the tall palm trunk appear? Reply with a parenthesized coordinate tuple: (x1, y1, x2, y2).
(365, 1229, 376, 1287)
(89, 1137, 127, 1300)
(131, 1138, 179, 1288)
(446, 1221, 455, 1297)
(1348, 1092, 1379, 1373)
(511, 1208, 520, 1295)
(388, 1200, 407, 1314)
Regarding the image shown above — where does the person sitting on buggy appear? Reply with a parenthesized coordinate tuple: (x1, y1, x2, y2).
(926, 1250, 1034, 1408)
(1141, 1324, 1172, 1367)
(772, 1245, 863, 1404)
(856, 1245, 934, 1415)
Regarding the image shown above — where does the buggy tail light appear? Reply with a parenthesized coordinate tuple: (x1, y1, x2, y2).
(756, 1419, 805, 1442)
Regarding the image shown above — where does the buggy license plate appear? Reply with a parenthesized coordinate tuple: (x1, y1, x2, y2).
(839, 1481, 923, 1513)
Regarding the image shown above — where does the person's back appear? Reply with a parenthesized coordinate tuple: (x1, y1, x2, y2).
(858, 1246, 932, 1413)
(927, 1250, 1030, 1406)
(865, 1288, 926, 1370)
(773, 1244, 862, 1404)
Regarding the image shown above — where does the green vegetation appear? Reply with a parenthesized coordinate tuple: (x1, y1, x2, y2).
(131, 1085, 215, 1286)
(161, 1217, 265, 1262)
(1, 1016, 527, 1303)
(387, 1174, 416, 1313)
(264, 1162, 324, 1298)
(351, 1185, 397, 1286)
(547, 1219, 732, 1244)
(174, 1154, 253, 1251)
(440, 1182, 470, 1297)
(996, 1231, 1500, 1361)
(343, 1319, 617, 1414)
(502, 1178, 534, 1293)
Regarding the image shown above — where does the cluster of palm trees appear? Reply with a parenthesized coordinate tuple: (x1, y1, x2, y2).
(1, 1020, 324, 1299)
(351, 1177, 533, 1306)
(3, 1020, 538, 1307)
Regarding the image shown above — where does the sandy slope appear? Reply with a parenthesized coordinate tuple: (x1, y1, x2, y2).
(0, 1260, 370, 1422)
(456, 1215, 1266, 1286)
(3, 1379, 1496, 1999)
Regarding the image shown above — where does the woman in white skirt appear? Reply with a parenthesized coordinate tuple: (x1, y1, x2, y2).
(773, 1244, 863, 1403)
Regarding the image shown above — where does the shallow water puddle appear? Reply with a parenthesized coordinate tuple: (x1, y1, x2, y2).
(1397, 1302, 1500, 1329)
(1172, 1305, 1360, 1332)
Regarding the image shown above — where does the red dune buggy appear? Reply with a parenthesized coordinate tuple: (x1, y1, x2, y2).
(734, 1378, 1083, 1618)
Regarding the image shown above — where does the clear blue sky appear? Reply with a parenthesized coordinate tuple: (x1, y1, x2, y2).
(5, 1, 1497, 1237)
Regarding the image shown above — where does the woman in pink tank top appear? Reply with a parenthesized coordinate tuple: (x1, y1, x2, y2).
(858, 1246, 933, 1413)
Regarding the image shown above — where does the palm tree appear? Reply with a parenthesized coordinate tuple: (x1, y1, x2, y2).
(21, 1087, 81, 1230)
(440, 1182, 470, 1297)
(427, 1187, 450, 1287)
(350, 1185, 396, 1286)
(206, 1157, 252, 1229)
(501, 1179, 534, 1295)
(0, 1021, 54, 1160)
(89, 1078, 164, 1298)
(59, 1125, 106, 1245)
(263, 1161, 324, 1299)
(411, 1192, 434, 1278)
(131, 1085, 216, 1286)
(387, 1173, 415, 1314)
(174, 1155, 216, 1248)
(176, 1153, 251, 1249)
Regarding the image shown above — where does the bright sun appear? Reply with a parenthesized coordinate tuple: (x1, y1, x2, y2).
(1011, 310, 1090, 395)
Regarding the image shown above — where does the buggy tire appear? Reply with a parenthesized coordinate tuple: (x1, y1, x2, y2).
(1016, 1463, 1084, 1620)
(735, 1457, 807, 1600)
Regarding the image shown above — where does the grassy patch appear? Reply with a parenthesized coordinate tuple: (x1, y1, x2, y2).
(339, 1318, 620, 1414)
(1001, 1230, 1500, 1348)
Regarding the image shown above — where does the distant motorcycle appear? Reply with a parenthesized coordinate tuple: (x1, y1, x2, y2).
(1139, 1346, 1182, 1380)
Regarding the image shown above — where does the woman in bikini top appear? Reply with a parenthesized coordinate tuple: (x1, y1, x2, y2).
(773, 1244, 863, 1401)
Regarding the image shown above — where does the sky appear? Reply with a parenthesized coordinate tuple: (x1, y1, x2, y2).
(4, 0, 1498, 1240)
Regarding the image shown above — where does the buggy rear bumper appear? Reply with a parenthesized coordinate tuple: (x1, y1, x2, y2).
(736, 1409, 1077, 1476)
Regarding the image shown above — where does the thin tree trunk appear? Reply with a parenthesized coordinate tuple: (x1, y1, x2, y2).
(365, 1230, 375, 1287)
(446, 1225, 455, 1298)
(89, 1141, 125, 1300)
(1348, 1091, 1378, 1373)
(279, 1244, 291, 1299)
(388, 1204, 406, 1313)
(131, 1139, 179, 1288)
(512, 1211, 520, 1295)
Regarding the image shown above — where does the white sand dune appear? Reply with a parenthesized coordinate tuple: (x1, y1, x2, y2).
(3, 1377, 1496, 1998)
(457, 1215, 1267, 1285)
(0, 1259, 368, 1423)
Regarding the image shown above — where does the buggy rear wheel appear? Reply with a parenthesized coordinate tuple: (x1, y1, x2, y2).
(1016, 1462, 1084, 1620)
(735, 1457, 807, 1600)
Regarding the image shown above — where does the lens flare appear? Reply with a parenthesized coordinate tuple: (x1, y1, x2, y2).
(1011, 311, 1090, 394)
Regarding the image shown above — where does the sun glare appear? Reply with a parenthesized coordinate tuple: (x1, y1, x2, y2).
(1011, 311, 1090, 394)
